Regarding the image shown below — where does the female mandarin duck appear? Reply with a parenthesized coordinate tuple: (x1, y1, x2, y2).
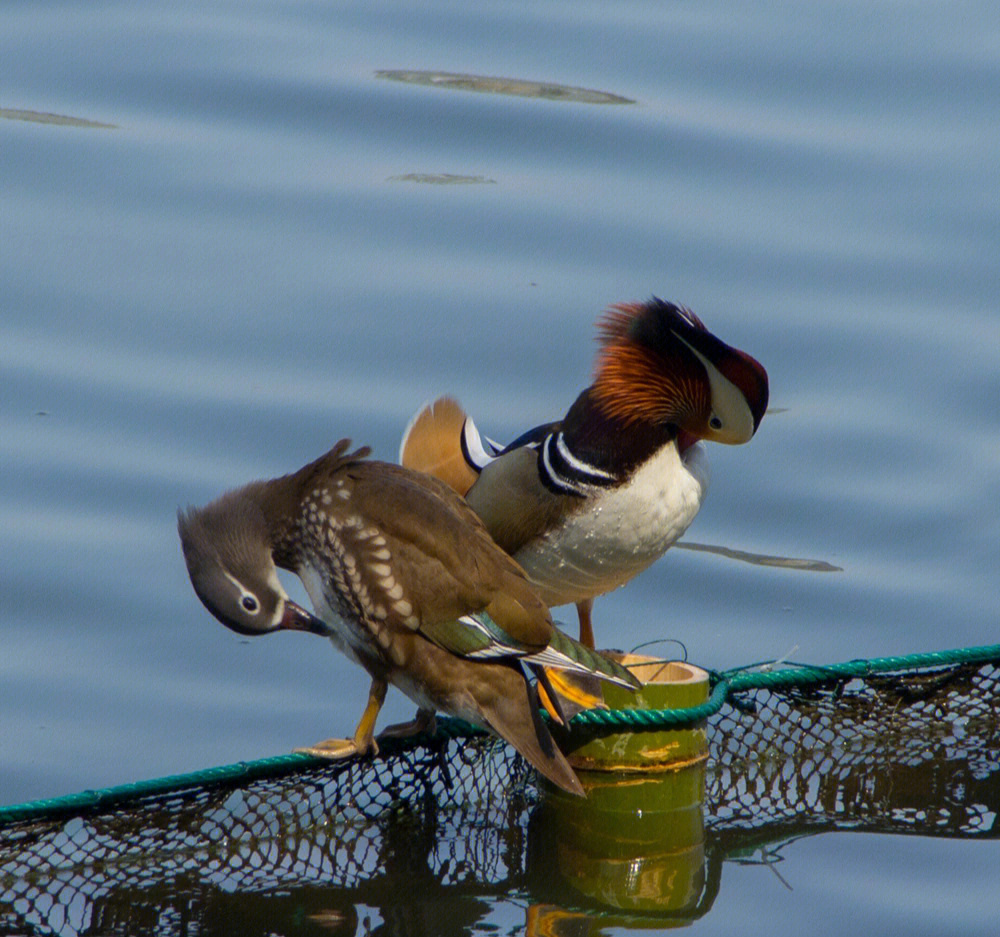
(178, 439, 637, 797)
(400, 298, 769, 648)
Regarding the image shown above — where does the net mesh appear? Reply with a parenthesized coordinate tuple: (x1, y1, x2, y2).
(2, 657, 998, 934)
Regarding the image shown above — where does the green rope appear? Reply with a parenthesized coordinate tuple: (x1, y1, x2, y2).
(2, 642, 998, 826)
(0, 726, 479, 826)
(569, 642, 1000, 729)
(0, 753, 320, 825)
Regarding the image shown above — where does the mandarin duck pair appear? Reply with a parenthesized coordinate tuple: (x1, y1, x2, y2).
(179, 298, 768, 795)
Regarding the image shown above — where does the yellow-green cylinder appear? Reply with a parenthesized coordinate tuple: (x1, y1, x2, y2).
(561, 656, 709, 772)
(541, 656, 709, 913)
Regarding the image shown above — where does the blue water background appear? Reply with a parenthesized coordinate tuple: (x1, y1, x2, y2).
(2, 1, 999, 933)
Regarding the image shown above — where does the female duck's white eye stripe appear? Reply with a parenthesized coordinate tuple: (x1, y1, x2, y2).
(222, 571, 247, 593)
(223, 569, 286, 627)
(670, 331, 754, 444)
(222, 571, 260, 613)
(264, 565, 290, 601)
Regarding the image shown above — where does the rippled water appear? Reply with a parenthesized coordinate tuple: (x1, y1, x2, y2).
(2, 1, 999, 933)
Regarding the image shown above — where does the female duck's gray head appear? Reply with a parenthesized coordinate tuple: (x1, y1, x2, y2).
(178, 487, 329, 638)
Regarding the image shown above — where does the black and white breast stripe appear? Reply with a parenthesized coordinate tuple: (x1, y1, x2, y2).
(461, 417, 619, 497)
(539, 431, 617, 497)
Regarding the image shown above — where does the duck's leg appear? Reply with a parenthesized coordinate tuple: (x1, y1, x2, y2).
(296, 677, 387, 758)
(379, 707, 437, 740)
(576, 598, 595, 649)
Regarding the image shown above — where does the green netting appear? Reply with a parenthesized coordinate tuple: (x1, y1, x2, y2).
(2, 644, 999, 934)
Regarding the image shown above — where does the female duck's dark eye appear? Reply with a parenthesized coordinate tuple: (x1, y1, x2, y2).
(241, 595, 259, 613)
(710, 416, 723, 430)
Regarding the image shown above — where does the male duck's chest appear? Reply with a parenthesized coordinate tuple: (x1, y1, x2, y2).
(514, 442, 709, 603)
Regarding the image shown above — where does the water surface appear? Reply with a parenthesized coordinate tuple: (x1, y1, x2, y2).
(2, 1, 998, 933)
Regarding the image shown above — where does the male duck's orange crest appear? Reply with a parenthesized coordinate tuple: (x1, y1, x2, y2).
(591, 301, 711, 427)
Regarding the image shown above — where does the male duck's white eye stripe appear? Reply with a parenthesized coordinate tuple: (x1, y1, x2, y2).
(670, 330, 755, 444)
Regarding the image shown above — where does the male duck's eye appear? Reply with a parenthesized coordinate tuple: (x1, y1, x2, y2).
(241, 595, 259, 613)
(709, 416, 723, 430)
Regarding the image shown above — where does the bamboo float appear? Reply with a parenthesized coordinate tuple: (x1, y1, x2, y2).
(542, 656, 710, 912)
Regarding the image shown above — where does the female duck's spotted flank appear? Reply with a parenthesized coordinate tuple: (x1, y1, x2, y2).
(178, 439, 638, 796)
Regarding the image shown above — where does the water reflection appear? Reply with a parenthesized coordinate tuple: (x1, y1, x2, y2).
(675, 540, 843, 572)
(387, 173, 497, 185)
(3, 661, 997, 935)
(376, 70, 635, 105)
(0, 107, 116, 128)
(537, 767, 707, 917)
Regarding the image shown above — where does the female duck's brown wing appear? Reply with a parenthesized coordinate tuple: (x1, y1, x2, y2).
(327, 457, 555, 651)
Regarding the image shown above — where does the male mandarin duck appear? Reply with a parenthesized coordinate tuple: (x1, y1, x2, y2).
(178, 439, 638, 797)
(400, 298, 769, 648)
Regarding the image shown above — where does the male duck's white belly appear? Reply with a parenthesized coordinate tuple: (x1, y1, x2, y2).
(515, 442, 708, 607)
